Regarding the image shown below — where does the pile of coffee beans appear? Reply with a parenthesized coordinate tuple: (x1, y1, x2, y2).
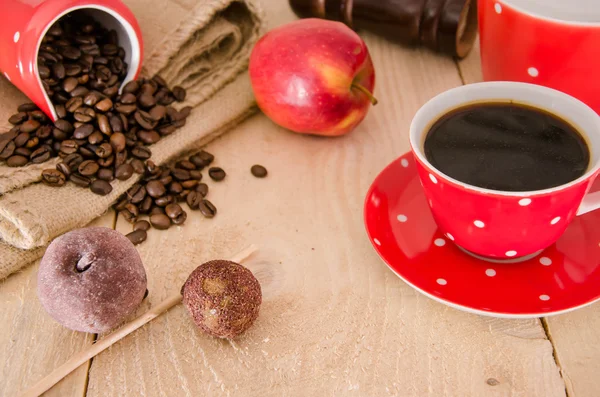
(0, 12, 190, 197)
(118, 150, 222, 245)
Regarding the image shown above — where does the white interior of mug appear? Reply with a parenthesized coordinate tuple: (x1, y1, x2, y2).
(35, 5, 141, 121)
(409, 82, 600, 197)
(501, 0, 600, 24)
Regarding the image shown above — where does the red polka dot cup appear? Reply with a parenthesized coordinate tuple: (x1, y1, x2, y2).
(410, 81, 600, 261)
(0, 0, 143, 122)
(478, 0, 600, 114)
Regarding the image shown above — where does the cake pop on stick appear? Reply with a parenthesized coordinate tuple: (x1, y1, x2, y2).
(20, 245, 258, 397)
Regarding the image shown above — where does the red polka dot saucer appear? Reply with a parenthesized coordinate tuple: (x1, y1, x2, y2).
(364, 152, 600, 318)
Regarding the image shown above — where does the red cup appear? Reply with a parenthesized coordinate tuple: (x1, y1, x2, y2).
(0, 0, 143, 121)
(478, 0, 600, 114)
(410, 82, 600, 262)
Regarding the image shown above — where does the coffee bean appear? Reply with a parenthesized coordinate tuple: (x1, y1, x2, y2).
(90, 179, 112, 195)
(25, 136, 39, 148)
(190, 150, 213, 168)
(64, 64, 82, 76)
(198, 199, 217, 218)
(39, 65, 51, 79)
(134, 110, 157, 130)
(97, 154, 114, 167)
(14, 132, 30, 147)
(7, 155, 28, 167)
(78, 160, 99, 176)
(97, 168, 114, 181)
(251, 164, 268, 178)
(177, 160, 196, 170)
(115, 103, 137, 115)
(171, 168, 190, 181)
(60, 140, 79, 155)
(146, 180, 166, 198)
(0, 141, 15, 159)
(108, 114, 123, 133)
(70, 86, 89, 98)
(145, 160, 160, 176)
(95, 142, 113, 158)
(127, 184, 146, 204)
(159, 175, 173, 186)
(139, 196, 153, 213)
(137, 130, 160, 144)
(196, 183, 208, 197)
(149, 207, 165, 216)
(20, 120, 41, 134)
(149, 105, 166, 121)
(83, 91, 102, 107)
(121, 203, 139, 223)
(115, 163, 134, 181)
(69, 173, 91, 187)
(157, 124, 176, 136)
(56, 162, 71, 178)
(131, 158, 145, 174)
(87, 130, 104, 145)
(140, 82, 157, 96)
(61, 46, 81, 60)
(169, 181, 183, 194)
(208, 167, 226, 181)
(188, 170, 202, 181)
(31, 147, 51, 163)
(15, 147, 31, 157)
(150, 214, 171, 230)
(126, 229, 147, 245)
(165, 203, 183, 219)
(62, 76, 78, 92)
(131, 146, 151, 159)
(138, 93, 156, 109)
(18, 103, 39, 113)
(73, 124, 94, 139)
(186, 191, 203, 209)
(133, 220, 151, 231)
(181, 180, 198, 189)
(9, 112, 27, 125)
(95, 98, 113, 112)
(42, 169, 66, 187)
(122, 80, 139, 94)
(73, 107, 95, 123)
(172, 86, 186, 102)
(93, 114, 111, 135)
(55, 104, 67, 119)
(155, 195, 174, 207)
(54, 119, 73, 134)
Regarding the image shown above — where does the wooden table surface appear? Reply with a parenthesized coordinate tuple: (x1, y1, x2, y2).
(2, 3, 600, 397)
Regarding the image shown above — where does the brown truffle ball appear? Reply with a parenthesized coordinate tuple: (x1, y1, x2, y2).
(37, 227, 147, 333)
(181, 260, 262, 338)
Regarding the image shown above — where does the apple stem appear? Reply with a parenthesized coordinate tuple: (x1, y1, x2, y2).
(351, 82, 378, 105)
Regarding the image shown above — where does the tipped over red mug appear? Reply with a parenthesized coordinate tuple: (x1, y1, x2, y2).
(0, 0, 143, 121)
(410, 82, 600, 262)
(478, 0, 600, 114)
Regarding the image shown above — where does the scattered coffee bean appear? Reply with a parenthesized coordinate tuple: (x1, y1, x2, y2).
(121, 203, 139, 223)
(78, 160, 99, 176)
(133, 220, 151, 231)
(146, 180, 166, 198)
(186, 191, 203, 209)
(251, 164, 268, 178)
(150, 213, 171, 230)
(126, 229, 147, 245)
(196, 183, 208, 197)
(90, 179, 112, 195)
(69, 174, 91, 187)
(97, 168, 114, 181)
(198, 199, 217, 218)
(208, 167, 226, 181)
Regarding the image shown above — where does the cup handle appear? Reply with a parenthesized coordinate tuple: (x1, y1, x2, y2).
(577, 175, 600, 216)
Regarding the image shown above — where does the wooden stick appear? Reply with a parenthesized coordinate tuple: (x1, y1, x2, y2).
(19, 245, 257, 397)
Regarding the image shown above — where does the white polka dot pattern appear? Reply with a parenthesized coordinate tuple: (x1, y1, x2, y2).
(374, 238, 381, 246)
(437, 278, 447, 286)
(397, 214, 407, 222)
(429, 174, 438, 184)
(540, 257, 552, 266)
(474, 220, 485, 228)
(434, 238, 445, 247)
(528, 67, 539, 77)
(494, 3, 502, 13)
(505, 250, 517, 257)
(519, 198, 531, 206)
(485, 269, 496, 277)
(539, 295, 550, 301)
(13, 31, 20, 43)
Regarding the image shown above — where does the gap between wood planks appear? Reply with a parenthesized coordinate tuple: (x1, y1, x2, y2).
(453, 56, 570, 397)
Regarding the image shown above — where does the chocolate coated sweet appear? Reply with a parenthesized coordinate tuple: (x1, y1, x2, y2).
(37, 227, 147, 333)
(181, 260, 262, 338)
(289, 0, 478, 58)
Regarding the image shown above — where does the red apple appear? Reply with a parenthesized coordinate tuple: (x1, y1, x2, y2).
(249, 18, 376, 136)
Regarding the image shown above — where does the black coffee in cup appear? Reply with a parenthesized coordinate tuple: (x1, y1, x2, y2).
(424, 102, 590, 191)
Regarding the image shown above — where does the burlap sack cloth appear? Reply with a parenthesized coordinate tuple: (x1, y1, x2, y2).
(0, 0, 265, 279)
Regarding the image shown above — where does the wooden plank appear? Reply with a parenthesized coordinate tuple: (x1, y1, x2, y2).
(458, 38, 600, 397)
(0, 211, 115, 397)
(85, 26, 565, 396)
